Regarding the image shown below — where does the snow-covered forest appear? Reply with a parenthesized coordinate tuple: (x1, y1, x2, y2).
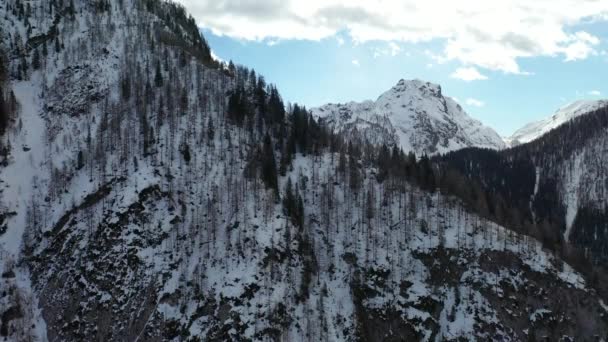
(0, 0, 607, 341)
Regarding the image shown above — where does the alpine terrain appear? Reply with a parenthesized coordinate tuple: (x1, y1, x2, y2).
(507, 99, 608, 146)
(0, 0, 607, 341)
(312, 79, 506, 156)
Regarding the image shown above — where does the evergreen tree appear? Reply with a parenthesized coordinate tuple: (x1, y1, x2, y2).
(283, 178, 295, 217)
(366, 186, 375, 222)
(181, 143, 191, 163)
(180, 88, 188, 113)
(0, 87, 8, 135)
(55, 37, 61, 53)
(338, 149, 347, 179)
(207, 117, 214, 144)
(121, 75, 131, 100)
(20, 55, 28, 79)
(261, 134, 278, 190)
(296, 192, 304, 229)
(227, 87, 250, 125)
(255, 76, 266, 115)
(349, 154, 361, 191)
(154, 60, 163, 87)
(376, 144, 391, 182)
(76, 150, 85, 170)
(267, 85, 285, 123)
(248, 69, 256, 88)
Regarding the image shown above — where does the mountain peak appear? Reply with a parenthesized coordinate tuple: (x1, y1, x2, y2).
(312, 79, 505, 155)
(389, 79, 442, 99)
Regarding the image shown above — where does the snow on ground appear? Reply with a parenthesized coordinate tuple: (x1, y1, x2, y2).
(0, 80, 48, 256)
(563, 151, 584, 243)
(0, 78, 49, 342)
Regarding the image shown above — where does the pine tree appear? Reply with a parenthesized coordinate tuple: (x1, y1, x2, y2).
(261, 134, 278, 190)
(32, 49, 40, 70)
(249, 69, 257, 88)
(268, 86, 285, 123)
(20, 55, 28, 79)
(0, 86, 8, 135)
(255, 76, 266, 115)
(296, 192, 304, 229)
(349, 154, 361, 191)
(283, 178, 295, 218)
(338, 149, 347, 179)
(76, 150, 85, 170)
(154, 60, 163, 87)
(121, 75, 131, 100)
(181, 143, 191, 163)
(55, 37, 61, 53)
(227, 87, 250, 126)
(180, 88, 188, 113)
(377, 144, 391, 182)
(207, 117, 214, 144)
(366, 186, 375, 223)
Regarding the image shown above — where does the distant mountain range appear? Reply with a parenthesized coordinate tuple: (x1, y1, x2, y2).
(313, 80, 608, 154)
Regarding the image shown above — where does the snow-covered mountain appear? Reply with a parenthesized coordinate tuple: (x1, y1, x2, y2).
(437, 99, 608, 264)
(507, 99, 608, 146)
(0, 0, 607, 341)
(311, 79, 506, 156)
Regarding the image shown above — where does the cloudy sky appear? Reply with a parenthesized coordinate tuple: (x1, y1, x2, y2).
(177, 0, 608, 136)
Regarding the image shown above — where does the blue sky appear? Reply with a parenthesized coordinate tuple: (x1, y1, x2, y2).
(180, 0, 608, 136)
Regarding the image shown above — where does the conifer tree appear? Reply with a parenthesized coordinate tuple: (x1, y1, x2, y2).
(261, 134, 278, 190)
(283, 178, 295, 217)
(0, 86, 8, 135)
(207, 117, 215, 144)
(154, 60, 163, 87)
(349, 154, 361, 191)
(55, 37, 61, 53)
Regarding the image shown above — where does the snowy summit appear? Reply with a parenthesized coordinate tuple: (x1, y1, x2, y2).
(311, 79, 506, 156)
(508, 99, 608, 146)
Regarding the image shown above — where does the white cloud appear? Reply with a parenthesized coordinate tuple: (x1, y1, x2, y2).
(465, 98, 485, 107)
(178, 0, 608, 74)
(336, 36, 345, 46)
(561, 32, 600, 61)
(388, 42, 401, 56)
(352, 59, 360, 66)
(589, 90, 601, 96)
(450, 67, 488, 81)
(372, 42, 402, 58)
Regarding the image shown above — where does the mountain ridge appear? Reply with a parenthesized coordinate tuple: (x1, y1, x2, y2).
(0, 0, 607, 341)
(507, 99, 608, 146)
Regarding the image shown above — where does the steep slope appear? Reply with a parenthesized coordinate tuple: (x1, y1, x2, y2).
(508, 99, 608, 146)
(311, 79, 506, 156)
(0, 0, 606, 341)
(437, 102, 608, 267)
